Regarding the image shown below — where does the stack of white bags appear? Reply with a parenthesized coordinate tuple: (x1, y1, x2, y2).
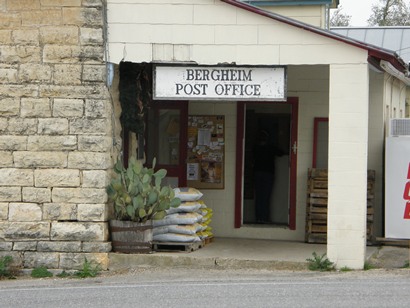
(153, 187, 213, 243)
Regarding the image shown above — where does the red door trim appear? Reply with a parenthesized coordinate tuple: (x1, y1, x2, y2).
(234, 98, 299, 230)
(312, 117, 329, 168)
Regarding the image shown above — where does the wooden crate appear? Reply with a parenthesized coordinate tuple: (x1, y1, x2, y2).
(305, 169, 375, 244)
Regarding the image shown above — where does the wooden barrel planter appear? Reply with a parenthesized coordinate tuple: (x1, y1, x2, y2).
(109, 220, 153, 253)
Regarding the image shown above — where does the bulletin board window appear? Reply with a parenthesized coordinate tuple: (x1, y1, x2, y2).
(187, 115, 225, 189)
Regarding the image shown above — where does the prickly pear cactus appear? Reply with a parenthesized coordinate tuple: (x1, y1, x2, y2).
(106, 157, 181, 222)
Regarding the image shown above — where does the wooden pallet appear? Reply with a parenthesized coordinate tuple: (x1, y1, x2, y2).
(153, 240, 205, 252)
(306, 169, 375, 244)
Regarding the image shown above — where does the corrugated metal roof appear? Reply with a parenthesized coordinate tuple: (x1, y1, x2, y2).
(242, 0, 335, 6)
(331, 27, 410, 64)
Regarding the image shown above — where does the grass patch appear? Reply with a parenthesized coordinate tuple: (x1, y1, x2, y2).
(306, 252, 335, 272)
(31, 266, 53, 278)
(56, 270, 72, 278)
(73, 258, 101, 278)
(363, 261, 375, 271)
(402, 260, 409, 268)
(339, 266, 352, 272)
(0, 256, 14, 279)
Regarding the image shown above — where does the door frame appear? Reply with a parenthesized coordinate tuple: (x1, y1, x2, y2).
(235, 97, 299, 230)
(145, 100, 188, 187)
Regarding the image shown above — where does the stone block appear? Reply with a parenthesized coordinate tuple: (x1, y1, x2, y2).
(1, 222, 50, 240)
(0, 118, 6, 133)
(43, 203, 77, 221)
(40, 26, 78, 45)
(82, 170, 108, 188)
(43, 45, 81, 63)
(9, 203, 42, 221)
(0, 151, 13, 167)
(85, 99, 108, 118)
(0, 46, 41, 63)
(54, 64, 82, 85)
(82, 0, 103, 7)
(0, 187, 22, 202)
(52, 187, 107, 203)
(35, 169, 80, 188)
(21, 10, 62, 26)
(80, 27, 103, 45)
(78, 136, 112, 152)
(23, 252, 59, 269)
(82, 64, 105, 82)
(77, 203, 108, 222)
(51, 222, 108, 241)
(68, 152, 111, 170)
(13, 241, 37, 251)
(0, 30, 12, 44)
(0, 136, 27, 151)
(37, 241, 82, 252)
(0, 168, 33, 186)
(14, 151, 67, 168)
(0, 13, 21, 28)
(41, 0, 81, 6)
(7, 0, 40, 10)
(0, 242, 13, 251)
(0, 98, 19, 116)
(19, 63, 53, 83)
(27, 135, 77, 151)
(69, 118, 109, 135)
(0, 251, 23, 268)
(12, 29, 39, 45)
(22, 187, 51, 203)
(38, 118, 69, 135)
(21, 98, 51, 117)
(82, 242, 111, 253)
(53, 98, 84, 117)
(0, 202, 8, 220)
(60, 252, 108, 270)
(0, 66, 17, 83)
(7, 118, 37, 134)
(40, 84, 108, 99)
(0, 84, 38, 97)
(63, 7, 102, 27)
(80, 45, 104, 63)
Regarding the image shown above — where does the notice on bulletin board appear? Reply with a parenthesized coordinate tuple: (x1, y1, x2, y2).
(187, 115, 224, 189)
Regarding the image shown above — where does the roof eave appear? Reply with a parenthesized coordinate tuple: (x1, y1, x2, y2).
(221, 0, 407, 73)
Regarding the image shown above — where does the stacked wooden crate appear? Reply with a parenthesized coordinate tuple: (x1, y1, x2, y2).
(305, 169, 375, 244)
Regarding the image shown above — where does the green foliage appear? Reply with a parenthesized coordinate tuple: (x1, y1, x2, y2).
(0, 256, 14, 279)
(368, 0, 410, 26)
(73, 258, 101, 278)
(402, 260, 410, 268)
(330, 6, 352, 26)
(306, 252, 335, 271)
(56, 270, 72, 278)
(31, 266, 53, 278)
(339, 266, 352, 272)
(107, 156, 181, 222)
(364, 261, 375, 271)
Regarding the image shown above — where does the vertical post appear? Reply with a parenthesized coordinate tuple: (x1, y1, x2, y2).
(328, 63, 369, 269)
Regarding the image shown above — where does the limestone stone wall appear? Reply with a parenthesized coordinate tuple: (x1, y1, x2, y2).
(0, 0, 113, 270)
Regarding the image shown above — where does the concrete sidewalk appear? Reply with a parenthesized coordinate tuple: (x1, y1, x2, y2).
(109, 238, 408, 271)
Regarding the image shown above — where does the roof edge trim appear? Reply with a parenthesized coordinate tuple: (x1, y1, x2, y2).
(221, 0, 407, 73)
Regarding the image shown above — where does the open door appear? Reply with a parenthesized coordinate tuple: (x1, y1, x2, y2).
(235, 98, 298, 230)
(146, 101, 188, 188)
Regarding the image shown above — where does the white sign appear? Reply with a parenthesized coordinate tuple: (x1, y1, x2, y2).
(385, 137, 410, 239)
(154, 66, 286, 101)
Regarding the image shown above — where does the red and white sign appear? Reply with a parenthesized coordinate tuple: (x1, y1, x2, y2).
(385, 137, 410, 239)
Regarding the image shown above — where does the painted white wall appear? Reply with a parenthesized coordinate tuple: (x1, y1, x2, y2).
(256, 5, 326, 27)
(328, 63, 369, 269)
(107, 0, 366, 66)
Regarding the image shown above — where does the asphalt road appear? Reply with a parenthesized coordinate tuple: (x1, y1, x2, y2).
(0, 268, 409, 307)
